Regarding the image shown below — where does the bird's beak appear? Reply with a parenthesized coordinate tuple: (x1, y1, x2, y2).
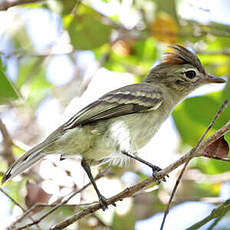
(201, 74, 226, 84)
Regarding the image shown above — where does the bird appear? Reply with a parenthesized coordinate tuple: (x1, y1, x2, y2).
(2, 45, 225, 210)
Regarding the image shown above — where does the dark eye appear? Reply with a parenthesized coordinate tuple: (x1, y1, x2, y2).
(185, 70, 196, 79)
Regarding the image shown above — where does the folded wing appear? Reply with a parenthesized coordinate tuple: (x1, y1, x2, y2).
(63, 83, 163, 130)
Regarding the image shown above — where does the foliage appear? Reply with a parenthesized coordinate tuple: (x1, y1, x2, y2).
(0, 60, 19, 103)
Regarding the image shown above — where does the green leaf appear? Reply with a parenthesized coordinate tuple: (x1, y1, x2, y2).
(194, 158, 230, 174)
(16, 57, 52, 106)
(16, 57, 39, 88)
(67, 6, 112, 50)
(27, 69, 52, 106)
(180, 96, 220, 128)
(172, 93, 228, 146)
(0, 70, 19, 104)
(133, 37, 158, 63)
(173, 98, 208, 146)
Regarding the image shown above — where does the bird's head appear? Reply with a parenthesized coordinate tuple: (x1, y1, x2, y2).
(145, 45, 225, 96)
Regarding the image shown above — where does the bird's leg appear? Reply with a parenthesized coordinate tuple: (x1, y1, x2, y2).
(81, 160, 108, 211)
(121, 151, 168, 184)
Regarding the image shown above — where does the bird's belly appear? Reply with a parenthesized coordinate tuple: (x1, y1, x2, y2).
(122, 112, 163, 150)
(51, 125, 116, 162)
(101, 111, 165, 153)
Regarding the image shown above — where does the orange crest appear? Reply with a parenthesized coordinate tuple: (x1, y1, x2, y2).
(162, 45, 205, 74)
(163, 51, 185, 65)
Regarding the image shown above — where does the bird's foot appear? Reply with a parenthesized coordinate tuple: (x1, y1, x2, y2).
(98, 195, 116, 211)
(99, 195, 109, 211)
(150, 165, 169, 184)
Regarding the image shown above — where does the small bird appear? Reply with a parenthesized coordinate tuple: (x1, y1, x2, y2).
(2, 45, 225, 210)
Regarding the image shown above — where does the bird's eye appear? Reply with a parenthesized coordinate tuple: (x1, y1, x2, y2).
(185, 70, 196, 79)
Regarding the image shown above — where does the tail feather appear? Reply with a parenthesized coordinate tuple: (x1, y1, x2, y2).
(2, 141, 52, 184)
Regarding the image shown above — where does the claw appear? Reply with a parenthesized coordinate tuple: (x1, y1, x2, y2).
(99, 195, 108, 211)
(112, 202, 116, 207)
(151, 165, 169, 184)
(98, 195, 117, 210)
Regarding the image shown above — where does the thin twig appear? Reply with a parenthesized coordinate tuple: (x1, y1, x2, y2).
(160, 100, 229, 230)
(160, 160, 190, 230)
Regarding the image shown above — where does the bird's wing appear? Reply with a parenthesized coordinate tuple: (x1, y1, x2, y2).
(63, 83, 163, 131)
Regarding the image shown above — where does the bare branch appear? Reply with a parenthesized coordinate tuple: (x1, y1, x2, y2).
(0, 0, 44, 11)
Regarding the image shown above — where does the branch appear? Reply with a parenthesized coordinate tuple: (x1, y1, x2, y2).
(49, 119, 230, 230)
(186, 199, 230, 230)
(0, 0, 44, 11)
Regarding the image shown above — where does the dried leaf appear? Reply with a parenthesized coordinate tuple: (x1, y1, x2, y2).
(204, 136, 229, 158)
(25, 181, 51, 210)
(112, 39, 134, 57)
(151, 12, 178, 44)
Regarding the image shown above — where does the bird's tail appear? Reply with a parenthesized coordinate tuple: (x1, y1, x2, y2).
(2, 141, 52, 184)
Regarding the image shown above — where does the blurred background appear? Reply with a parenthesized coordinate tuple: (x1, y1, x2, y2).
(0, 0, 230, 229)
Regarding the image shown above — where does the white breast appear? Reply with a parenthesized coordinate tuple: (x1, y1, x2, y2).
(97, 110, 166, 166)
